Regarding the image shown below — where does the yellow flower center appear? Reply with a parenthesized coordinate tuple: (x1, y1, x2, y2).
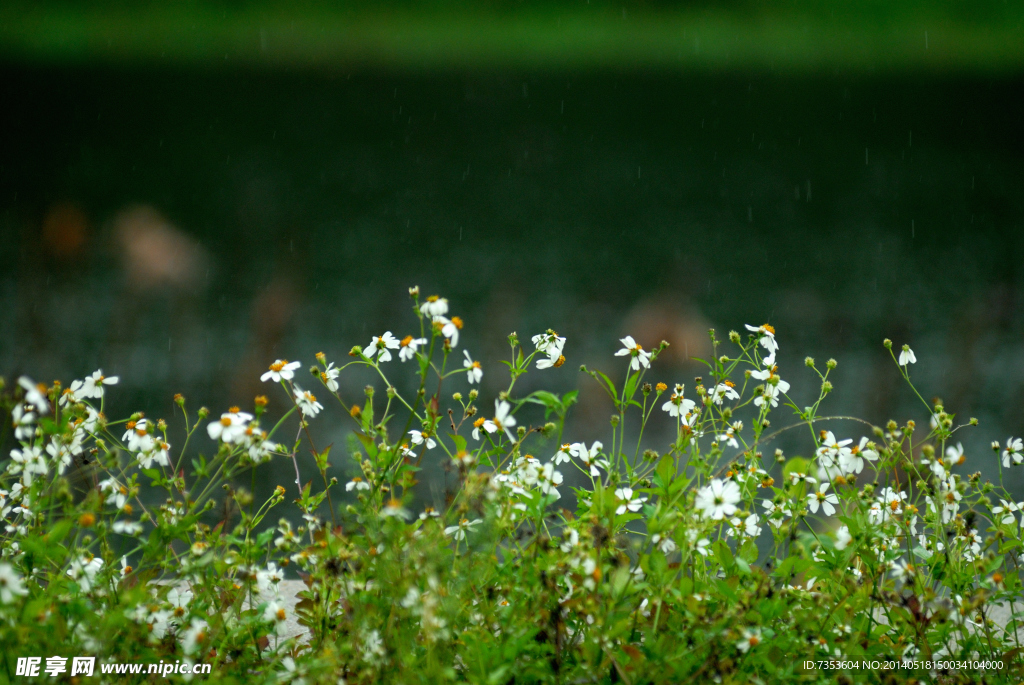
(401, 335, 414, 347)
(451, 316, 464, 329)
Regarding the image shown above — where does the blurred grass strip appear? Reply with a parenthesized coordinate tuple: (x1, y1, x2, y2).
(1, 3, 1022, 72)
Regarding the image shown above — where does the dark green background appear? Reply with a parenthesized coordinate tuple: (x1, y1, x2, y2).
(1, 2, 1022, 499)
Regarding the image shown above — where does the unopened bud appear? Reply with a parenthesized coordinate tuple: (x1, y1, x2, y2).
(468, 389, 479, 401)
(804, 357, 815, 368)
(508, 332, 519, 347)
(883, 338, 892, 349)
(728, 330, 740, 344)
(452, 392, 463, 401)
(364, 385, 374, 398)
(409, 285, 420, 297)
(516, 426, 526, 439)
(826, 358, 837, 370)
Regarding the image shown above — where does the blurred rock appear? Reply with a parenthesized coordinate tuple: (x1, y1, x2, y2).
(114, 205, 209, 292)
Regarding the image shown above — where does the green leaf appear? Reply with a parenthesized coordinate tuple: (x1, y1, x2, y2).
(594, 370, 618, 400)
(450, 433, 467, 453)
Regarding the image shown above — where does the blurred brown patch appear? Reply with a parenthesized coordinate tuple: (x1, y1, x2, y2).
(620, 296, 712, 366)
(42, 202, 89, 259)
(114, 205, 208, 291)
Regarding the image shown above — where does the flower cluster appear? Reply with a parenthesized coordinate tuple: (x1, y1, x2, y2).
(0, 292, 1021, 683)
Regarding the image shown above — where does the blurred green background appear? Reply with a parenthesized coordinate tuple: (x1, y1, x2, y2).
(2, 1, 1023, 503)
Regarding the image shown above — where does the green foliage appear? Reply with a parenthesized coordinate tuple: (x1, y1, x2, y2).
(0, 295, 1022, 683)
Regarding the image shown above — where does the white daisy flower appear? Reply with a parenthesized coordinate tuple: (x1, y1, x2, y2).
(737, 626, 762, 653)
(695, 478, 741, 521)
(614, 487, 647, 515)
(614, 335, 651, 370)
(744, 323, 778, 366)
(419, 295, 448, 317)
(1002, 437, 1023, 468)
(261, 360, 301, 383)
(206, 409, 253, 444)
(898, 344, 916, 366)
(0, 563, 28, 603)
(293, 385, 323, 418)
(80, 369, 119, 399)
(463, 350, 483, 384)
(808, 482, 839, 516)
(399, 335, 427, 362)
(408, 429, 436, 450)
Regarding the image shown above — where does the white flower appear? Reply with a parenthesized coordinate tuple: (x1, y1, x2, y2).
(59, 381, 82, 408)
(8, 446, 48, 486)
(433, 316, 462, 348)
(614, 335, 651, 370)
(18, 377, 49, 414)
(293, 385, 323, 418)
(898, 345, 916, 366)
(444, 518, 481, 541)
(808, 482, 839, 516)
(264, 600, 289, 635)
(569, 441, 608, 477)
(261, 360, 301, 383)
(399, 335, 427, 362)
(762, 499, 792, 528)
(66, 555, 103, 592)
(560, 528, 580, 553)
(320, 362, 340, 392)
(695, 479, 741, 521)
(708, 381, 740, 405)
(992, 499, 1023, 525)
(419, 295, 448, 317)
(11, 404, 37, 441)
(614, 487, 647, 515)
(123, 418, 155, 453)
(538, 462, 563, 498)
(489, 400, 517, 442)
(1002, 437, 1023, 468)
(137, 439, 171, 469)
(119, 556, 133, 577)
(662, 386, 696, 419)
(346, 477, 371, 492)
(751, 368, 790, 408)
(0, 563, 27, 603)
(736, 627, 762, 653)
(167, 587, 193, 619)
(46, 430, 83, 474)
(938, 477, 961, 523)
(206, 410, 253, 443)
(838, 437, 878, 475)
(744, 323, 778, 366)
(368, 331, 400, 362)
(651, 534, 677, 554)
(181, 618, 208, 655)
(834, 525, 852, 550)
(409, 430, 436, 450)
(257, 563, 285, 596)
(716, 424, 740, 449)
(80, 370, 119, 399)
(99, 477, 129, 510)
(731, 513, 762, 538)
(463, 350, 483, 384)
(533, 331, 566, 369)
(112, 520, 143, 535)
(247, 434, 278, 463)
(552, 443, 572, 465)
